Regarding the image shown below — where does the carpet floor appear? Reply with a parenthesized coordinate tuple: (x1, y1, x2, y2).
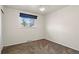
(2, 39, 79, 54)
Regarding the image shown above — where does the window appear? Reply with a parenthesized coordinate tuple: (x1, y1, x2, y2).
(19, 13, 37, 27)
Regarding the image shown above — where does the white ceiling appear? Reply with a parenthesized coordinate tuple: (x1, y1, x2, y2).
(4, 5, 68, 15)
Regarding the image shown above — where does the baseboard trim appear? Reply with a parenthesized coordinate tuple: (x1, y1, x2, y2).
(46, 39, 79, 51)
(3, 39, 79, 52)
(3, 39, 46, 47)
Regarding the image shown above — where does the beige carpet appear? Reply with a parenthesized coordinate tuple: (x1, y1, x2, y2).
(2, 39, 79, 54)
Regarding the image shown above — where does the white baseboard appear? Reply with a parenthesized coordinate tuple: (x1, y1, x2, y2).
(4, 38, 45, 47)
(46, 38, 79, 51)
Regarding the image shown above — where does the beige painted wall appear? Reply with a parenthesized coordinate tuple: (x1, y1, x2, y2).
(3, 7, 45, 46)
(45, 6, 79, 51)
(0, 6, 2, 53)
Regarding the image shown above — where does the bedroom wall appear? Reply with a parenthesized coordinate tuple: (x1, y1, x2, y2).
(3, 6, 79, 51)
(0, 6, 3, 53)
(3, 7, 45, 46)
(45, 6, 79, 51)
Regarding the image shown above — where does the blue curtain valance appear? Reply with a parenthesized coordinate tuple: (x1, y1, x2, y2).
(20, 13, 37, 19)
